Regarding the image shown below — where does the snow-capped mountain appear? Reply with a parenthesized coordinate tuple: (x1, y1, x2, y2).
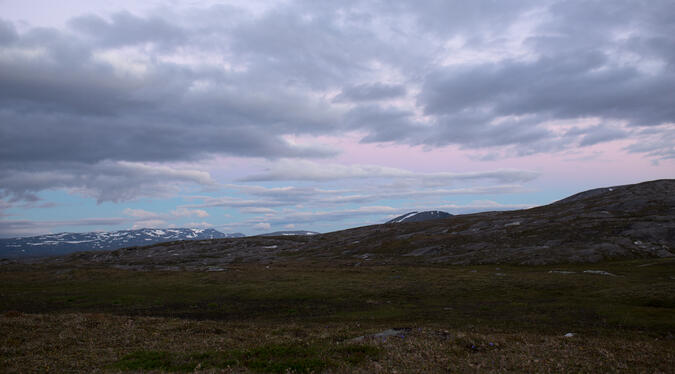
(0, 228, 244, 258)
(386, 210, 452, 224)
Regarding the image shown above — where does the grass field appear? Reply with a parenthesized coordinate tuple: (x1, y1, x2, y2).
(1, 258, 674, 372)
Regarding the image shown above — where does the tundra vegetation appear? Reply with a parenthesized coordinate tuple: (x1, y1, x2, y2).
(1, 180, 674, 372)
(1, 259, 673, 373)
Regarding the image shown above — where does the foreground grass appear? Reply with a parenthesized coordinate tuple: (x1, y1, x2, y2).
(111, 342, 379, 373)
(1, 258, 674, 372)
(2, 259, 673, 333)
(1, 312, 673, 373)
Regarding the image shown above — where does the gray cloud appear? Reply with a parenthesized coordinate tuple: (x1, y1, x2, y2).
(625, 126, 675, 160)
(385, 0, 539, 36)
(224, 184, 345, 201)
(408, 0, 675, 155)
(227, 3, 402, 90)
(345, 105, 421, 143)
(0, 10, 340, 201)
(68, 11, 187, 48)
(239, 159, 539, 183)
(0, 217, 129, 237)
(219, 182, 528, 208)
(0, 19, 18, 44)
(420, 113, 557, 154)
(258, 206, 398, 225)
(185, 196, 290, 210)
(123, 207, 209, 220)
(420, 54, 675, 128)
(566, 125, 629, 147)
(238, 207, 277, 214)
(0, 112, 334, 165)
(334, 83, 407, 102)
(2, 0, 674, 203)
(316, 185, 530, 205)
(0, 161, 215, 203)
(0, 42, 335, 201)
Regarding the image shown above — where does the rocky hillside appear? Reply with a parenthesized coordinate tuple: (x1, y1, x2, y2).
(386, 211, 452, 223)
(257, 231, 319, 236)
(43, 179, 674, 268)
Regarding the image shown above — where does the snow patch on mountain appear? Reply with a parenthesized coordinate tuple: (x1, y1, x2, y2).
(258, 230, 320, 237)
(0, 228, 244, 258)
(386, 210, 452, 224)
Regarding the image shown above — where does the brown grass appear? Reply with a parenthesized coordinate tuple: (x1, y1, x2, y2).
(2, 312, 673, 373)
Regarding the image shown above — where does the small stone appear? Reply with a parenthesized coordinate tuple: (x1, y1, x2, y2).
(564, 332, 575, 337)
(583, 270, 616, 276)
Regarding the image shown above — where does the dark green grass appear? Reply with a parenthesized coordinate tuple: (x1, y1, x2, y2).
(111, 343, 380, 373)
(1, 259, 673, 336)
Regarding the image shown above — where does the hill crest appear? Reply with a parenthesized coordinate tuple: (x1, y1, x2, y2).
(12, 179, 675, 267)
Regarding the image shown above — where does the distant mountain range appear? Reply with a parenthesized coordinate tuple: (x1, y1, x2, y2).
(0, 228, 244, 258)
(386, 210, 452, 223)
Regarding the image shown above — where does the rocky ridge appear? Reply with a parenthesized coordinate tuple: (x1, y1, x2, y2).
(386, 210, 452, 224)
(43, 179, 675, 269)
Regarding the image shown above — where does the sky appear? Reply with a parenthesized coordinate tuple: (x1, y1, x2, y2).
(1, 0, 673, 237)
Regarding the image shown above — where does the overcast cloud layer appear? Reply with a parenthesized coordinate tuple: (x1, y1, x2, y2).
(1, 0, 674, 236)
